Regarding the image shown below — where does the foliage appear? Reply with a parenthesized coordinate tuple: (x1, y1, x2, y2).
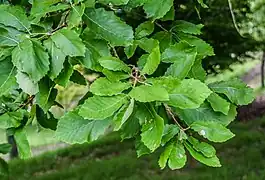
(0, 0, 254, 171)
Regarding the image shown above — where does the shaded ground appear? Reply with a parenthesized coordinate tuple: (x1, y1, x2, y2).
(2, 118, 265, 180)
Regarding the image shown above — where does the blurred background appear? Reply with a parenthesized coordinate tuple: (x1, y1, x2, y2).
(2, 0, 265, 179)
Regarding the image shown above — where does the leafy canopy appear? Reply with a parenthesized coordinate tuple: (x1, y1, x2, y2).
(0, 0, 254, 171)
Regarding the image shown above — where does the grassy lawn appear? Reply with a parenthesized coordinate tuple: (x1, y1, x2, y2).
(1, 117, 265, 180)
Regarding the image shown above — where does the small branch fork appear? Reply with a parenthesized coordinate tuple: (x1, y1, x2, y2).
(129, 66, 149, 87)
(164, 104, 190, 131)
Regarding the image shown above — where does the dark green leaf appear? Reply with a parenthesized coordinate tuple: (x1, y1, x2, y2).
(70, 70, 87, 85)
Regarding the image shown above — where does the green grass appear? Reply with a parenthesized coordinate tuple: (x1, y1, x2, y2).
(2, 118, 265, 180)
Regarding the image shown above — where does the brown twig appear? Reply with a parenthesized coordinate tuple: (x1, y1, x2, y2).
(15, 96, 35, 112)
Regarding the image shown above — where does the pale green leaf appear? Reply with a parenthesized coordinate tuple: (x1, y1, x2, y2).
(207, 93, 230, 115)
(83, 8, 134, 46)
(168, 142, 187, 170)
(67, 3, 85, 28)
(172, 20, 204, 35)
(0, 58, 16, 96)
(129, 85, 169, 102)
(16, 71, 39, 95)
(174, 102, 237, 126)
(114, 98, 134, 131)
(0, 5, 30, 32)
(98, 56, 131, 72)
(79, 94, 128, 120)
(142, 46, 161, 75)
(137, 38, 159, 53)
(135, 21, 154, 39)
(143, 0, 174, 19)
(14, 128, 32, 159)
(51, 28, 86, 57)
(90, 77, 131, 96)
(191, 121, 235, 143)
(0, 26, 21, 47)
(161, 124, 179, 146)
(43, 38, 66, 80)
(141, 104, 164, 152)
(184, 142, 221, 167)
(208, 79, 255, 105)
(56, 110, 111, 144)
(147, 76, 181, 92)
(167, 79, 212, 109)
(12, 39, 50, 82)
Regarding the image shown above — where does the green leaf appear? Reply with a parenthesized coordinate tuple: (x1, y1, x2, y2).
(70, 70, 87, 85)
(207, 93, 230, 115)
(137, 38, 159, 53)
(142, 46, 161, 75)
(51, 28, 86, 57)
(208, 79, 255, 105)
(159, 141, 174, 169)
(184, 142, 221, 167)
(84, 0, 95, 7)
(43, 38, 66, 80)
(114, 98, 134, 131)
(78, 48, 102, 72)
(161, 124, 179, 146)
(36, 105, 58, 130)
(102, 69, 130, 82)
(188, 137, 216, 158)
(167, 79, 212, 109)
(83, 8, 134, 46)
(160, 6, 175, 21)
(54, 61, 74, 87)
(163, 42, 197, 79)
(127, 0, 147, 8)
(36, 77, 57, 112)
(0, 157, 8, 176)
(98, 56, 131, 72)
(90, 77, 131, 96)
(16, 71, 39, 95)
(0, 5, 30, 32)
(191, 121, 235, 143)
(124, 42, 137, 59)
(12, 39, 50, 82)
(174, 102, 237, 126)
(0, 143, 11, 154)
(0, 58, 16, 96)
(67, 3, 85, 28)
(129, 85, 169, 102)
(172, 20, 204, 35)
(147, 76, 181, 92)
(187, 59, 206, 81)
(197, 0, 208, 8)
(153, 31, 173, 52)
(0, 111, 23, 129)
(0, 26, 21, 47)
(141, 104, 164, 152)
(79, 94, 128, 120)
(168, 142, 187, 170)
(14, 128, 32, 159)
(98, 0, 129, 5)
(0, 47, 13, 61)
(135, 21, 154, 39)
(56, 110, 111, 144)
(143, 0, 174, 19)
(120, 114, 140, 140)
(178, 33, 214, 59)
(135, 137, 151, 157)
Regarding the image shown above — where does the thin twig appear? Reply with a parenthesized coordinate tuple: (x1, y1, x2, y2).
(15, 96, 35, 112)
